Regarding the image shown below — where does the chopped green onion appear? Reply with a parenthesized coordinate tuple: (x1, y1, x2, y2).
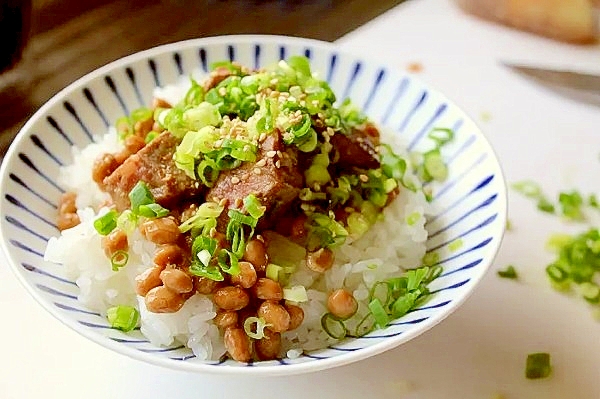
(428, 128, 455, 148)
(178, 202, 224, 233)
(558, 190, 584, 221)
(243, 316, 269, 339)
(422, 251, 440, 267)
(110, 250, 129, 271)
(305, 213, 348, 251)
(145, 131, 158, 143)
(130, 107, 152, 124)
(368, 298, 390, 328)
(128, 181, 154, 213)
(183, 78, 204, 106)
(545, 264, 568, 283)
(320, 313, 347, 340)
(511, 180, 555, 213)
(448, 239, 463, 252)
(189, 262, 224, 281)
(305, 164, 331, 188)
(217, 249, 241, 276)
(197, 158, 220, 187)
(525, 353, 552, 379)
(425, 265, 444, 283)
(283, 285, 308, 302)
(117, 210, 138, 234)
(188, 235, 223, 281)
(391, 291, 419, 319)
(228, 209, 258, 229)
(107, 305, 139, 332)
(580, 282, 600, 303)
(423, 149, 448, 182)
(506, 219, 513, 231)
(353, 312, 375, 337)
(537, 198, 556, 213)
(511, 181, 543, 198)
(244, 194, 266, 220)
(138, 203, 170, 219)
(589, 194, 599, 209)
(346, 212, 370, 238)
(287, 55, 312, 77)
(93, 210, 118, 236)
(380, 143, 407, 181)
(265, 263, 283, 281)
(406, 267, 429, 291)
(406, 211, 421, 226)
(497, 265, 518, 280)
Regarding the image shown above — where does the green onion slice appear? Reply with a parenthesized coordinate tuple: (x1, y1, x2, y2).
(138, 203, 169, 219)
(546, 264, 568, 283)
(179, 202, 224, 234)
(353, 312, 376, 338)
(110, 250, 129, 271)
(128, 181, 154, 213)
(94, 210, 118, 236)
(320, 313, 347, 340)
(525, 353, 552, 379)
(107, 305, 139, 332)
(217, 249, 240, 276)
(282, 285, 308, 302)
(265, 263, 283, 281)
(244, 194, 266, 220)
(428, 128, 454, 148)
(497, 265, 518, 280)
(243, 316, 269, 339)
(580, 282, 600, 304)
(368, 298, 390, 328)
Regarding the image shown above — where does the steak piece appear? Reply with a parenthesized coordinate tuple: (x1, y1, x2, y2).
(103, 132, 202, 211)
(206, 131, 303, 229)
(330, 123, 381, 170)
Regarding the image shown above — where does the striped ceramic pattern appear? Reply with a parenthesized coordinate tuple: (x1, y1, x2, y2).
(0, 36, 506, 375)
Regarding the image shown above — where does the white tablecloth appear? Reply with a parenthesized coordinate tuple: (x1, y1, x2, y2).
(3, 1, 600, 397)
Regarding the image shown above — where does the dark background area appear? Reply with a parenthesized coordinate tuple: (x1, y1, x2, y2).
(0, 0, 404, 155)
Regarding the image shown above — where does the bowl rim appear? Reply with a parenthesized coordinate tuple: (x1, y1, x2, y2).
(0, 34, 508, 376)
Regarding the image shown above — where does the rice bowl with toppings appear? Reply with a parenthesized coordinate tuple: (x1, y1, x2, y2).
(0, 36, 506, 374)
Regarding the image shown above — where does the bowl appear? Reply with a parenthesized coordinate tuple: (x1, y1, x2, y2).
(0, 35, 506, 375)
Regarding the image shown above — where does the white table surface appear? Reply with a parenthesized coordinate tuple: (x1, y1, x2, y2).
(3, 1, 600, 398)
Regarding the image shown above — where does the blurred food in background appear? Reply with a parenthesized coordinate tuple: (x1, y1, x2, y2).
(456, 0, 599, 43)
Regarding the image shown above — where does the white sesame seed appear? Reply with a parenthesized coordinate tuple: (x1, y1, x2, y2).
(219, 198, 228, 207)
(256, 159, 266, 167)
(266, 150, 277, 158)
(259, 133, 267, 142)
(275, 160, 281, 168)
(231, 176, 240, 184)
(359, 174, 369, 182)
(254, 168, 262, 175)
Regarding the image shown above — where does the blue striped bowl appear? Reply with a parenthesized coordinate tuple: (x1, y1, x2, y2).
(0, 35, 506, 375)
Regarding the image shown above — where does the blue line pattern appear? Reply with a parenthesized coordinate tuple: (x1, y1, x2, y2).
(0, 39, 505, 371)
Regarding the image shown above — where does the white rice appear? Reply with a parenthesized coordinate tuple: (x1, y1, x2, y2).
(44, 80, 430, 361)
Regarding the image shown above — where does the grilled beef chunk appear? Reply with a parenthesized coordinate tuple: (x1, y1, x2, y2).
(206, 131, 303, 228)
(330, 123, 380, 170)
(103, 132, 203, 211)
